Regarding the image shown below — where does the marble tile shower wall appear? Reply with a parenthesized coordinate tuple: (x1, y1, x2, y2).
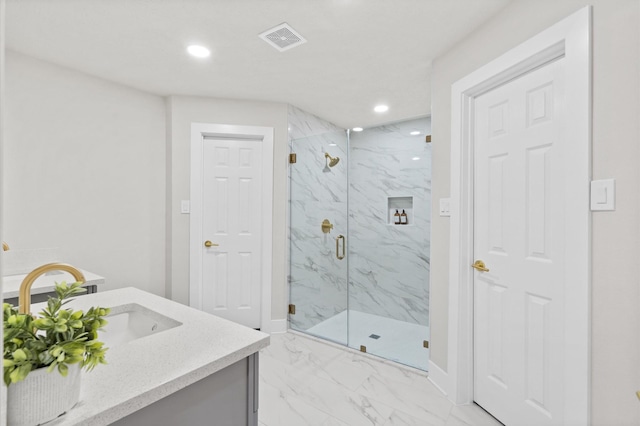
(288, 105, 349, 334)
(288, 104, 342, 140)
(349, 118, 431, 325)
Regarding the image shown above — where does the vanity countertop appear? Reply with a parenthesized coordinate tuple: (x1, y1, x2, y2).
(25, 287, 269, 426)
(2, 269, 105, 299)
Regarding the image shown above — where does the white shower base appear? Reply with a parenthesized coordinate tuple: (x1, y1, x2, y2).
(305, 310, 429, 371)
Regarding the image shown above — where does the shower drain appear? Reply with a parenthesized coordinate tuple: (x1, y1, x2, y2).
(369, 334, 381, 340)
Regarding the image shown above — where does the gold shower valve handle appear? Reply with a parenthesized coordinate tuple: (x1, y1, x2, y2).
(321, 219, 334, 234)
(471, 260, 490, 272)
(204, 240, 219, 248)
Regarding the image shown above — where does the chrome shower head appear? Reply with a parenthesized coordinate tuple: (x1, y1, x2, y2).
(325, 152, 340, 167)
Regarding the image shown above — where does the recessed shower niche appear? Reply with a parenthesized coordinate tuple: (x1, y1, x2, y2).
(388, 196, 413, 225)
(288, 105, 431, 371)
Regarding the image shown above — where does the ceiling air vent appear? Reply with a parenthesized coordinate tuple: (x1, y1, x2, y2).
(259, 23, 307, 52)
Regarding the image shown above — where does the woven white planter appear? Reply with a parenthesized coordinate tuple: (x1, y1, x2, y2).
(6, 364, 82, 426)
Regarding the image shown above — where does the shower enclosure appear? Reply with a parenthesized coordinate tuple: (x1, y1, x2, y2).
(288, 108, 431, 371)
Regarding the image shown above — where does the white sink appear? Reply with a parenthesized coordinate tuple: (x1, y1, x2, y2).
(100, 303, 182, 348)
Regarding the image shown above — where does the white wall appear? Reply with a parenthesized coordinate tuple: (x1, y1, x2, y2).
(429, 1, 640, 423)
(4, 51, 167, 296)
(3, 54, 292, 324)
(166, 96, 289, 321)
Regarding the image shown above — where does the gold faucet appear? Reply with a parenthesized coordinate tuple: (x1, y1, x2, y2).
(2, 241, 9, 251)
(19, 263, 86, 314)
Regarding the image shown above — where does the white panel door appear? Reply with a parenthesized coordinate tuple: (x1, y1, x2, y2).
(200, 137, 263, 328)
(473, 58, 566, 425)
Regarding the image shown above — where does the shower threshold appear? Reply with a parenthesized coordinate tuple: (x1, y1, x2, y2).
(304, 310, 429, 371)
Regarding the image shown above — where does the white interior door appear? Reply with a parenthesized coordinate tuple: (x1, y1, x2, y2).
(473, 58, 567, 425)
(197, 136, 263, 328)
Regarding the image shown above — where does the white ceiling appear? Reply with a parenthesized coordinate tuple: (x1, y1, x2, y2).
(6, 0, 511, 129)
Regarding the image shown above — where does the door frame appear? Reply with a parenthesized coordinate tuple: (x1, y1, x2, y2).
(447, 6, 591, 424)
(189, 123, 274, 333)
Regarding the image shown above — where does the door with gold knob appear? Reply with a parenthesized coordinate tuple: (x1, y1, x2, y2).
(191, 134, 265, 329)
(472, 57, 573, 425)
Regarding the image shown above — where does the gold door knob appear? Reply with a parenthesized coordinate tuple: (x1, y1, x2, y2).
(204, 240, 219, 248)
(471, 260, 490, 272)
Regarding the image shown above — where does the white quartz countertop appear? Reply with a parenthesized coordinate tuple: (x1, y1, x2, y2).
(2, 269, 104, 299)
(26, 287, 270, 426)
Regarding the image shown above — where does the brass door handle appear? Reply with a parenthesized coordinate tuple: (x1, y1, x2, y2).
(336, 235, 345, 260)
(204, 240, 219, 248)
(471, 260, 490, 272)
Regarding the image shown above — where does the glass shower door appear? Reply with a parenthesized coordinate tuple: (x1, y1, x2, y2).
(346, 119, 431, 370)
(289, 130, 349, 345)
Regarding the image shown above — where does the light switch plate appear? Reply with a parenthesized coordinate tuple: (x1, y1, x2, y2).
(590, 179, 615, 211)
(439, 198, 451, 217)
(181, 200, 190, 214)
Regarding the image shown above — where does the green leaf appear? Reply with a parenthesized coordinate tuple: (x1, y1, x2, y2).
(33, 318, 54, 329)
(7, 315, 18, 326)
(58, 363, 68, 377)
(12, 348, 27, 362)
(38, 351, 54, 365)
(10, 364, 31, 384)
(68, 320, 83, 329)
(54, 323, 68, 333)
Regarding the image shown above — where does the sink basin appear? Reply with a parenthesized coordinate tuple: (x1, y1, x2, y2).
(100, 303, 182, 348)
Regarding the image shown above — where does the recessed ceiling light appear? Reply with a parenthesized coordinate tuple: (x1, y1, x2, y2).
(352, 127, 363, 132)
(329, 143, 337, 146)
(187, 45, 211, 58)
(412, 157, 421, 161)
(410, 131, 421, 136)
(374, 105, 389, 113)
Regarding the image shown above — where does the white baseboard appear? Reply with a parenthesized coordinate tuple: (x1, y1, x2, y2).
(428, 360, 449, 397)
(269, 318, 288, 334)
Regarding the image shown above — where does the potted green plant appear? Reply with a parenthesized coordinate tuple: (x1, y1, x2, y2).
(3, 281, 110, 426)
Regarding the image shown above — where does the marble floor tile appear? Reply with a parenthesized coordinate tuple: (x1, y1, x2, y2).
(259, 381, 330, 426)
(356, 374, 451, 424)
(290, 371, 395, 426)
(319, 416, 351, 426)
(312, 351, 379, 392)
(259, 332, 503, 426)
(324, 348, 430, 389)
(445, 403, 503, 426)
(384, 409, 446, 426)
(261, 330, 342, 369)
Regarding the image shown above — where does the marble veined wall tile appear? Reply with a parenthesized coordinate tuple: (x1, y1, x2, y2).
(288, 104, 342, 141)
(289, 105, 348, 332)
(288, 107, 432, 332)
(349, 117, 432, 326)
